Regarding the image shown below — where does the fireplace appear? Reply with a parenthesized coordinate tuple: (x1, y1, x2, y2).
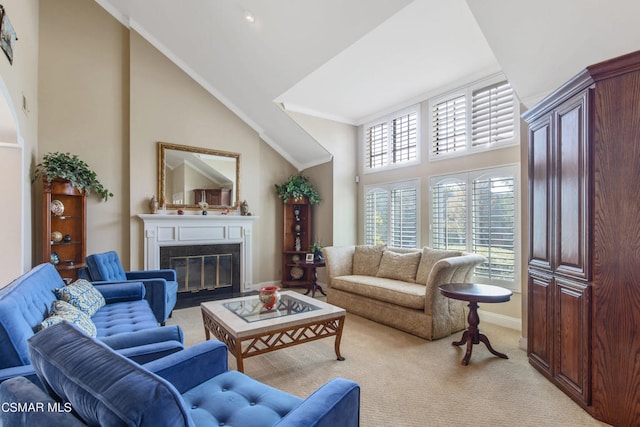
(160, 244, 240, 293)
(138, 214, 258, 293)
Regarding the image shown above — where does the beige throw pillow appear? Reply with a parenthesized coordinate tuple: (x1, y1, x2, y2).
(415, 247, 461, 284)
(353, 245, 386, 276)
(375, 250, 421, 283)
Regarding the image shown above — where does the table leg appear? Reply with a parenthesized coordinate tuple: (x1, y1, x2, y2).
(452, 301, 507, 365)
(334, 316, 346, 361)
(235, 343, 245, 373)
(304, 266, 327, 298)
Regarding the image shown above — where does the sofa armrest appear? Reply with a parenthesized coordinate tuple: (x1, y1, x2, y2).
(94, 282, 146, 303)
(423, 254, 486, 339)
(127, 269, 176, 282)
(0, 377, 86, 426)
(0, 365, 42, 389)
(276, 378, 360, 427)
(322, 246, 355, 287)
(100, 324, 184, 349)
(143, 340, 229, 393)
(99, 325, 184, 364)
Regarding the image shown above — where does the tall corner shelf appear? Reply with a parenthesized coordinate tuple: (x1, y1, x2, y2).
(42, 178, 87, 282)
(280, 197, 313, 288)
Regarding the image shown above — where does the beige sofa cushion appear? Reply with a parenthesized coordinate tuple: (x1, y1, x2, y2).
(376, 250, 421, 283)
(415, 247, 461, 284)
(331, 275, 425, 309)
(353, 245, 385, 276)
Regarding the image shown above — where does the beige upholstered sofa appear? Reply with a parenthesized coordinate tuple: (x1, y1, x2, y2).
(322, 245, 486, 340)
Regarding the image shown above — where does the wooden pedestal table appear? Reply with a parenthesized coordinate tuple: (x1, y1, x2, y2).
(295, 259, 326, 298)
(438, 283, 513, 366)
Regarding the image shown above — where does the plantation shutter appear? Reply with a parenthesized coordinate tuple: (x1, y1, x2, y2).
(432, 94, 466, 155)
(364, 189, 388, 245)
(471, 81, 515, 147)
(431, 180, 467, 250)
(391, 112, 417, 163)
(390, 186, 417, 248)
(472, 175, 516, 280)
(365, 122, 388, 168)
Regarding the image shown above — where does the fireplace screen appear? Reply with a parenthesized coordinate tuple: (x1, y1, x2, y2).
(160, 244, 240, 293)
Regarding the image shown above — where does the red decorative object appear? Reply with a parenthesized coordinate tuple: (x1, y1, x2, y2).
(258, 286, 281, 310)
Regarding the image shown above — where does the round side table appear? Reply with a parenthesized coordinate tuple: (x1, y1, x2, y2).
(438, 283, 512, 366)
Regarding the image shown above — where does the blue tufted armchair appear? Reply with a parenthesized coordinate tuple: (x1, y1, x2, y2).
(81, 251, 178, 325)
(0, 322, 361, 427)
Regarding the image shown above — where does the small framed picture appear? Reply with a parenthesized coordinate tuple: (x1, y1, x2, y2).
(0, 6, 17, 65)
(305, 253, 314, 263)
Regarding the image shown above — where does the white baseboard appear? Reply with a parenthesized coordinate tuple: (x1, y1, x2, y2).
(477, 309, 521, 332)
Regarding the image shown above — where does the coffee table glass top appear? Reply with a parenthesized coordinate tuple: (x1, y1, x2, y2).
(223, 294, 321, 323)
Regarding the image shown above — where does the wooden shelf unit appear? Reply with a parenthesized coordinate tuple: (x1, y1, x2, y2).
(42, 178, 87, 282)
(281, 198, 313, 287)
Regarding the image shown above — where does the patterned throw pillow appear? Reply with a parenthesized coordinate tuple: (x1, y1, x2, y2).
(375, 250, 422, 283)
(353, 245, 386, 276)
(39, 300, 97, 337)
(54, 279, 105, 317)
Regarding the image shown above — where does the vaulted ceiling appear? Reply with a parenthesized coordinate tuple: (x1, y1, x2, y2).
(95, 0, 640, 170)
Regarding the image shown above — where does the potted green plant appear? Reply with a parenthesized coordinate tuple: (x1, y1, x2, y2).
(275, 174, 321, 204)
(33, 152, 113, 201)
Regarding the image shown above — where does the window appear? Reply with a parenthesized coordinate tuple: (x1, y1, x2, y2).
(365, 180, 419, 248)
(364, 107, 419, 171)
(430, 78, 518, 158)
(430, 166, 519, 289)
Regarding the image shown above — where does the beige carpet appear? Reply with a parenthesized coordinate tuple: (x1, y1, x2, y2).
(167, 298, 608, 427)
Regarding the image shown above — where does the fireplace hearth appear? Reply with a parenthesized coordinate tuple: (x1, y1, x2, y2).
(160, 244, 240, 293)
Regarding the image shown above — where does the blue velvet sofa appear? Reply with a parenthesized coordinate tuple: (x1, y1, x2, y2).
(0, 263, 184, 386)
(0, 322, 361, 426)
(81, 251, 178, 325)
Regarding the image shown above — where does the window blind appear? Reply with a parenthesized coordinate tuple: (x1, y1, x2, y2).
(390, 186, 417, 248)
(471, 81, 515, 147)
(471, 175, 516, 280)
(391, 112, 417, 163)
(432, 95, 466, 155)
(364, 189, 388, 245)
(365, 122, 388, 168)
(431, 180, 467, 250)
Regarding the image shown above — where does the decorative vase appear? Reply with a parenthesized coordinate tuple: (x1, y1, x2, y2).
(258, 286, 281, 310)
(149, 196, 158, 214)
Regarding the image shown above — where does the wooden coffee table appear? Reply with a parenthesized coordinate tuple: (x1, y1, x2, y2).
(439, 283, 512, 366)
(201, 291, 346, 372)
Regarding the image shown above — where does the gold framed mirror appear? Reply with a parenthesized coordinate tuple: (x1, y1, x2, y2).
(158, 142, 240, 209)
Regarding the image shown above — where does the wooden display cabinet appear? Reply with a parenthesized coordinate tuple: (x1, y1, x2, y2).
(524, 50, 640, 426)
(281, 198, 313, 287)
(42, 178, 87, 282)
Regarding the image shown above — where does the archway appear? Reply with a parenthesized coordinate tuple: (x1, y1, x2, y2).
(0, 78, 23, 285)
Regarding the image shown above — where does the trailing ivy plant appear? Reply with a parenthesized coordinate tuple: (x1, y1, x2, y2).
(33, 152, 113, 201)
(275, 174, 321, 205)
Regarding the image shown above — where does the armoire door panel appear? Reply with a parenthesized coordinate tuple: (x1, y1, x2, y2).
(554, 277, 591, 405)
(528, 270, 553, 374)
(554, 92, 590, 280)
(528, 115, 553, 271)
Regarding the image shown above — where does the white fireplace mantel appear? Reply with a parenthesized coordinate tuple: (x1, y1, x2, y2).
(138, 214, 259, 292)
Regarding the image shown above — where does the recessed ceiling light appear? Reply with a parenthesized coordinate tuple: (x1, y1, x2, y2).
(243, 10, 255, 24)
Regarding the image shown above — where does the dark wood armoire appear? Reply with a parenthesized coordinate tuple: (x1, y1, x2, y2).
(524, 50, 640, 426)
